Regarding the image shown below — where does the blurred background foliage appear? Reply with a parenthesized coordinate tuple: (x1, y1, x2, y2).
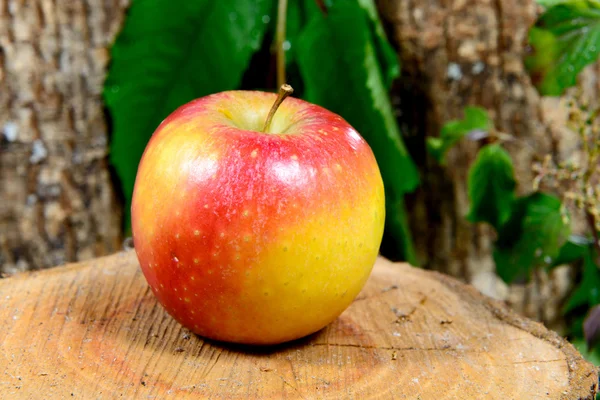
(103, 0, 600, 368)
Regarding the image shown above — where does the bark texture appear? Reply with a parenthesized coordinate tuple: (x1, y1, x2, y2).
(0, 0, 128, 275)
(378, 0, 593, 328)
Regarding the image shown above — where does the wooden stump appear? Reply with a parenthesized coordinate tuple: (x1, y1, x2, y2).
(0, 251, 596, 399)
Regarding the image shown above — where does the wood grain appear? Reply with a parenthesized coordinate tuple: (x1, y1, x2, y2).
(0, 251, 597, 399)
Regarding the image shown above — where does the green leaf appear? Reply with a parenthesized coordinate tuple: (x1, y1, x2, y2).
(427, 107, 491, 164)
(281, 0, 304, 66)
(549, 235, 590, 268)
(494, 193, 571, 283)
(565, 246, 600, 313)
(525, 1, 600, 96)
(104, 0, 274, 227)
(296, 1, 419, 262)
(536, 0, 572, 7)
(356, 0, 401, 88)
(381, 194, 417, 264)
(466, 144, 516, 229)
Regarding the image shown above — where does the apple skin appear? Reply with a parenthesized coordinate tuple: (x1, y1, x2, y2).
(131, 90, 385, 345)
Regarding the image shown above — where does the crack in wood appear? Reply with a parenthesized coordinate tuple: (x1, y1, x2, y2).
(511, 359, 564, 365)
(258, 367, 305, 400)
(200, 348, 223, 380)
(276, 372, 306, 400)
(309, 342, 476, 353)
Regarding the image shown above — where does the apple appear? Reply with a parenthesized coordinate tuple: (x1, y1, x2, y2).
(131, 85, 385, 345)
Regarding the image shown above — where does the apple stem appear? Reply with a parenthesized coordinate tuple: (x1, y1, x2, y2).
(263, 84, 294, 133)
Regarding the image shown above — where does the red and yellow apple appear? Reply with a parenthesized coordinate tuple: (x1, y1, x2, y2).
(131, 86, 385, 345)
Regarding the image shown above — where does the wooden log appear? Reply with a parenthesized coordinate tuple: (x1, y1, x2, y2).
(0, 251, 597, 399)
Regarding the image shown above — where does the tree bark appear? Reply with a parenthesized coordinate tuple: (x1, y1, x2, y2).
(0, 0, 127, 275)
(378, 0, 592, 328)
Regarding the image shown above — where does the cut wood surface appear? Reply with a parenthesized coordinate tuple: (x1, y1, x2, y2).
(0, 251, 597, 399)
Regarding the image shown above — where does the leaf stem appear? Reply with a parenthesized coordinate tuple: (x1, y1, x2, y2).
(263, 84, 294, 133)
(276, 0, 288, 88)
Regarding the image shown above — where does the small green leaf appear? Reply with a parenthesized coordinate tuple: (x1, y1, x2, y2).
(104, 0, 274, 228)
(494, 193, 571, 283)
(525, 1, 600, 96)
(297, 0, 419, 262)
(565, 246, 600, 313)
(467, 144, 516, 229)
(549, 235, 590, 268)
(427, 107, 491, 164)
